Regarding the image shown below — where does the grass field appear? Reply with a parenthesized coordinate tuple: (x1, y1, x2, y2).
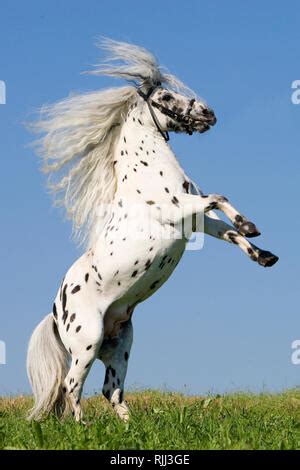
(1, 390, 300, 450)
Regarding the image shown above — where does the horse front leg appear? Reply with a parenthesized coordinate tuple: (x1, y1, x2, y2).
(173, 192, 260, 238)
(201, 194, 261, 238)
(204, 211, 279, 267)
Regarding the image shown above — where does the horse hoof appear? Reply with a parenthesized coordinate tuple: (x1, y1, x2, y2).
(257, 251, 279, 267)
(237, 221, 261, 238)
(115, 403, 130, 422)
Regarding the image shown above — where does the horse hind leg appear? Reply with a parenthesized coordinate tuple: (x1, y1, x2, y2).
(98, 318, 133, 421)
(63, 345, 101, 422)
(57, 306, 106, 422)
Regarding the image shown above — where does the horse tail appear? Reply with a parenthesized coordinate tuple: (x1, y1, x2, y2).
(26, 313, 71, 420)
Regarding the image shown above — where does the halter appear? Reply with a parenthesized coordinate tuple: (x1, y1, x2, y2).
(137, 85, 196, 142)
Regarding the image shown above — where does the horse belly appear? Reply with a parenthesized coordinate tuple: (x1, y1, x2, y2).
(101, 237, 186, 337)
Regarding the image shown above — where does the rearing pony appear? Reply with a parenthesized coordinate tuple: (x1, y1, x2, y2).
(27, 39, 278, 422)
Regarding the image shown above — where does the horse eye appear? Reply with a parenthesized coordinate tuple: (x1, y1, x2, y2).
(162, 93, 173, 102)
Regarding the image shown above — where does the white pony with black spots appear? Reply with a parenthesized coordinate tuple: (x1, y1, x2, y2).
(27, 39, 278, 422)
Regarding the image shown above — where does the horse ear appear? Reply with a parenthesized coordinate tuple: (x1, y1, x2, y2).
(138, 80, 162, 100)
(138, 83, 149, 95)
(138, 85, 156, 101)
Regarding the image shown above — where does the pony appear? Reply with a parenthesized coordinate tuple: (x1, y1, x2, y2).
(27, 38, 278, 422)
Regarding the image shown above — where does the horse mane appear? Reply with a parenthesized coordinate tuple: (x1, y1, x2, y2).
(32, 38, 194, 246)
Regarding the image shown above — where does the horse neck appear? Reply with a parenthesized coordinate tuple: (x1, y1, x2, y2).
(113, 106, 186, 200)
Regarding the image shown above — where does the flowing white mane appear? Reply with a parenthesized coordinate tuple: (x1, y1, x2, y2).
(32, 38, 194, 246)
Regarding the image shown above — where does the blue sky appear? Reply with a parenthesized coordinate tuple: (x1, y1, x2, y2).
(0, 1, 299, 396)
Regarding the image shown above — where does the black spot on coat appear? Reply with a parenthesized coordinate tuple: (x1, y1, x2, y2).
(71, 285, 81, 294)
(62, 311, 68, 325)
(62, 284, 67, 313)
(172, 196, 179, 207)
(53, 303, 57, 318)
(183, 181, 189, 193)
(150, 280, 160, 290)
(145, 259, 152, 270)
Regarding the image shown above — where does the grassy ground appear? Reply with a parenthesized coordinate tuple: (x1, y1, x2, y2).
(1, 390, 300, 450)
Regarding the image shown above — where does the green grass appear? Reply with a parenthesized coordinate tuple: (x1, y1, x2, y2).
(1, 390, 300, 450)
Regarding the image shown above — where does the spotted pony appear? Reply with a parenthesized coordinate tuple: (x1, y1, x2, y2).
(27, 39, 278, 422)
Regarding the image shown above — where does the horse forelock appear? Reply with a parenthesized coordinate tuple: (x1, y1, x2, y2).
(88, 37, 195, 97)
